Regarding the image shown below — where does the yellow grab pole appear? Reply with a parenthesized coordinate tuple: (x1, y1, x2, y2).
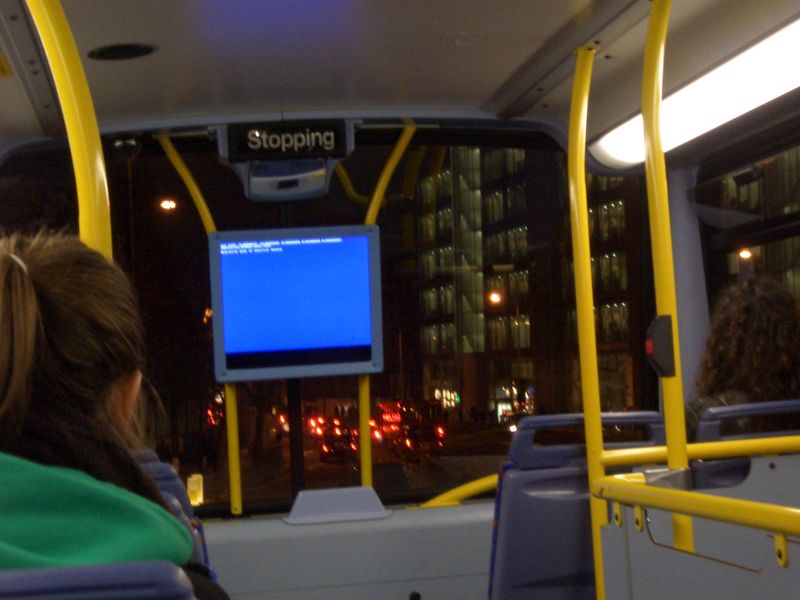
(364, 125, 417, 225)
(360, 123, 416, 486)
(567, 46, 606, 600)
(602, 435, 800, 468)
(402, 147, 428, 200)
(223, 383, 243, 515)
(158, 135, 244, 515)
(421, 474, 498, 508)
(428, 146, 447, 177)
(357, 376, 373, 487)
(594, 472, 800, 538)
(335, 163, 369, 205)
(157, 136, 217, 234)
(26, 0, 112, 258)
(641, 0, 693, 552)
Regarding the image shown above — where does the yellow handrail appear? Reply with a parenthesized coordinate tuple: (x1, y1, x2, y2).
(25, 0, 112, 258)
(222, 382, 242, 515)
(402, 147, 428, 200)
(334, 163, 369, 204)
(594, 472, 800, 537)
(640, 0, 693, 552)
(601, 435, 800, 468)
(567, 46, 607, 600)
(360, 123, 416, 486)
(157, 135, 243, 516)
(364, 125, 417, 225)
(157, 136, 217, 235)
(421, 474, 498, 508)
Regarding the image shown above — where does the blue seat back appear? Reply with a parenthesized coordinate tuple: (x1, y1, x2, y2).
(135, 449, 195, 518)
(489, 412, 664, 600)
(0, 560, 195, 599)
(693, 399, 800, 489)
(133, 449, 211, 570)
(695, 399, 800, 441)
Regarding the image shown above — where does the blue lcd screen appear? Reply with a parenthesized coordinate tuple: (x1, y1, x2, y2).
(208, 225, 383, 381)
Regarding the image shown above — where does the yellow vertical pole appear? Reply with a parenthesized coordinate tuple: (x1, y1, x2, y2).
(25, 0, 112, 259)
(364, 125, 417, 225)
(361, 123, 416, 486)
(157, 135, 244, 516)
(567, 47, 606, 600)
(357, 376, 373, 487)
(224, 383, 243, 515)
(641, 0, 693, 552)
(157, 136, 218, 235)
(402, 147, 428, 200)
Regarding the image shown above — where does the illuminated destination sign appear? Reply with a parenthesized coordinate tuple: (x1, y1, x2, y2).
(227, 121, 347, 161)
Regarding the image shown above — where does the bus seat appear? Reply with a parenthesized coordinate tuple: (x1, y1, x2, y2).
(133, 449, 211, 569)
(162, 492, 210, 568)
(134, 449, 195, 517)
(0, 560, 195, 599)
(692, 399, 800, 489)
(489, 412, 664, 600)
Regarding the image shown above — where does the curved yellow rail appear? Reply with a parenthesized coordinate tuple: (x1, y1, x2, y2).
(25, 0, 112, 258)
(157, 135, 243, 516)
(335, 163, 369, 205)
(567, 46, 607, 600)
(360, 123, 416, 487)
(421, 474, 498, 508)
(641, 0, 693, 552)
(594, 472, 800, 538)
(601, 435, 800, 468)
(364, 125, 417, 226)
(156, 136, 217, 234)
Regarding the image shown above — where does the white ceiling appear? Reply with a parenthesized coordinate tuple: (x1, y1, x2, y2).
(1, 0, 799, 155)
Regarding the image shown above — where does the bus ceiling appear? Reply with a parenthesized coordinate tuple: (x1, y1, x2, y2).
(0, 0, 799, 168)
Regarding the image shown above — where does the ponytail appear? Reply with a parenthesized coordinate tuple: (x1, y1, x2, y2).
(0, 245, 40, 437)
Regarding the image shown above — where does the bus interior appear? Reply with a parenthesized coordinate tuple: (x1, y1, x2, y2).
(2, 1, 800, 598)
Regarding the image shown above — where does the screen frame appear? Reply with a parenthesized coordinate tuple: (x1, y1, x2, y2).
(208, 224, 383, 382)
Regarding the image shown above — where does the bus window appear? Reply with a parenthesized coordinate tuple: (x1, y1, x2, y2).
(0, 129, 657, 513)
(696, 141, 800, 301)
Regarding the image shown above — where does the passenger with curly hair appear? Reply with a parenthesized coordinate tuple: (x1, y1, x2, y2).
(687, 276, 800, 439)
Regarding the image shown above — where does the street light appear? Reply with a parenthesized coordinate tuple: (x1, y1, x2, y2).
(159, 198, 177, 211)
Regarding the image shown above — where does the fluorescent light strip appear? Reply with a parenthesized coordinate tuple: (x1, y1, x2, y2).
(590, 17, 800, 168)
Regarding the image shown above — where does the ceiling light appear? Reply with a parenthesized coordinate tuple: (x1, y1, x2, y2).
(590, 17, 800, 167)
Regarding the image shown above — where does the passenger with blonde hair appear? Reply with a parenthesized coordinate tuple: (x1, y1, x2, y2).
(0, 232, 226, 598)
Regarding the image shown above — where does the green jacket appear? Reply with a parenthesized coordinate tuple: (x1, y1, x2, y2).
(0, 451, 193, 569)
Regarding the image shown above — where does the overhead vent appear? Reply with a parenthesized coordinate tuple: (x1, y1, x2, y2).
(87, 43, 156, 61)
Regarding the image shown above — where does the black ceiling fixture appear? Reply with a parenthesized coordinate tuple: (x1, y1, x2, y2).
(88, 43, 156, 61)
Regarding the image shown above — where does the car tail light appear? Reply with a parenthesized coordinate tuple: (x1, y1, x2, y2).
(436, 426, 445, 437)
